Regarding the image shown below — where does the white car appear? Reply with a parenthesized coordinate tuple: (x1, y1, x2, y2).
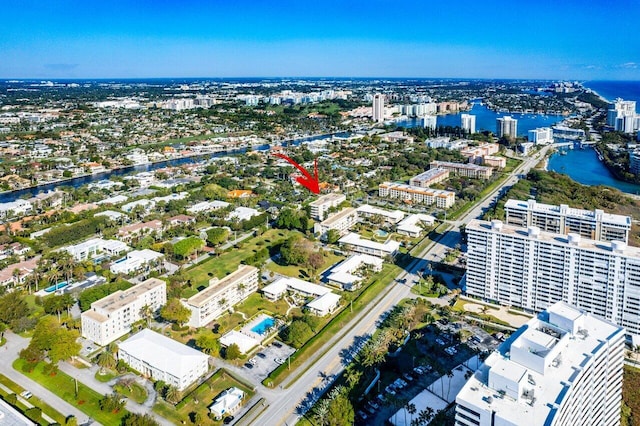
(274, 358, 285, 365)
(20, 391, 32, 399)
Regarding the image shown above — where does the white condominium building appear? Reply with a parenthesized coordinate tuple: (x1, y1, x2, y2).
(461, 113, 476, 134)
(309, 193, 346, 220)
(607, 99, 638, 134)
(81, 278, 167, 346)
(338, 232, 400, 258)
(408, 168, 450, 188)
(373, 93, 385, 123)
(64, 238, 129, 262)
(430, 161, 493, 179)
(466, 219, 640, 344)
(456, 301, 625, 426)
(118, 329, 209, 391)
(496, 116, 518, 138)
(379, 182, 456, 208)
(110, 249, 164, 275)
(182, 265, 259, 327)
(528, 127, 554, 144)
(504, 199, 631, 243)
(313, 207, 359, 238)
(356, 204, 405, 224)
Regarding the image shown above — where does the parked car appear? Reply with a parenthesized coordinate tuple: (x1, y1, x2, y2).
(20, 391, 32, 399)
(403, 373, 414, 382)
(249, 357, 257, 364)
(244, 363, 254, 369)
(368, 400, 380, 410)
(257, 352, 266, 358)
(275, 358, 285, 365)
(223, 416, 235, 424)
(272, 341, 283, 348)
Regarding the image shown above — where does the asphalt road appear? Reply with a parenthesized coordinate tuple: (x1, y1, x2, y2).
(246, 146, 551, 426)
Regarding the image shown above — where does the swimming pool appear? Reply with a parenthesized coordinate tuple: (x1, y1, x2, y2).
(375, 229, 389, 237)
(250, 316, 275, 335)
(44, 281, 68, 293)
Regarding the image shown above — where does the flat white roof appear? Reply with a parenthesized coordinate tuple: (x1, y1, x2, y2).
(456, 302, 624, 425)
(468, 219, 640, 257)
(504, 199, 631, 226)
(96, 194, 128, 205)
(219, 331, 259, 354)
(326, 254, 383, 285)
(356, 204, 405, 222)
(264, 276, 331, 297)
(309, 193, 345, 207)
(306, 292, 341, 312)
(119, 329, 209, 379)
(339, 232, 400, 253)
(396, 214, 435, 234)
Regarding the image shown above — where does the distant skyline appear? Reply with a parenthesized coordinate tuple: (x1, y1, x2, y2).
(2, 0, 639, 80)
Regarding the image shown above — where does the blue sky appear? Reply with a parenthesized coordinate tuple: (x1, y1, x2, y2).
(1, 0, 639, 79)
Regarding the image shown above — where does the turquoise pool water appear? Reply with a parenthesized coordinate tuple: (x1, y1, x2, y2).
(375, 230, 389, 237)
(250, 317, 275, 335)
(44, 281, 68, 293)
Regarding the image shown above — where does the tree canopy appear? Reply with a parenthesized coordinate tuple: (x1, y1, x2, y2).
(160, 298, 191, 326)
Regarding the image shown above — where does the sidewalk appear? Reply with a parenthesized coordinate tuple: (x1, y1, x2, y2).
(0, 382, 56, 424)
(0, 331, 97, 425)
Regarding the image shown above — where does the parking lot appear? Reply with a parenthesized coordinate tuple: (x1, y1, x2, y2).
(241, 340, 296, 382)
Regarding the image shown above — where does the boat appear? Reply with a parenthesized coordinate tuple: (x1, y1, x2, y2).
(560, 150, 567, 155)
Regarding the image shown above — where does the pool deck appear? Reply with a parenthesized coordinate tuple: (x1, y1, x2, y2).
(240, 313, 275, 342)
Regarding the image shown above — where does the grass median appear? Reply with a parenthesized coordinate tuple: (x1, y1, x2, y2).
(13, 358, 128, 425)
(262, 263, 402, 388)
(0, 373, 67, 425)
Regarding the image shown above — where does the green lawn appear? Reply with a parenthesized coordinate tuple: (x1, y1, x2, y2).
(94, 370, 117, 383)
(267, 250, 345, 280)
(183, 229, 298, 294)
(153, 369, 255, 425)
(13, 359, 129, 425)
(113, 382, 147, 404)
(0, 373, 67, 425)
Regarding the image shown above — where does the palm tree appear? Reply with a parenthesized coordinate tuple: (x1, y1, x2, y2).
(446, 370, 454, 400)
(407, 402, 417, 424)
(97, 351, 116, 374)
(139, 304, 152, 327)
(165, 385, 180, 404)
(418, 407, 434, 425)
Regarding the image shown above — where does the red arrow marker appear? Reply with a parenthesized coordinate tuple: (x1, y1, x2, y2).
(273, 153, 320, 194)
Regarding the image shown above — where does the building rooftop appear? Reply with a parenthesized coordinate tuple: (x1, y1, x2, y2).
(90, 277, 165, 316)
(356, 204, 405, 222)
(431, 160, 493, 172)
(309, 192, 345, 207)
(468, 219, 640, 256)
(186, 265, 257, 308)
(321, 207, 357, 227)
(380, 182, 455, 197)
(504, 199, 631, 226)
(456, 301, 624, 426)
(119, 329, 208, 380)
(339, 232, 400, 253)
(410, 168, 449, 182)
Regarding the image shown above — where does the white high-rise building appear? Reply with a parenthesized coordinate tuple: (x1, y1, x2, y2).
(607, 99, 638, 133)
(372, 93, 385, 123)
(422, 115, 437, 129)
(496, 116, 518, 138)
(528, 127, 553, 144)
(455, 301, 625, 426)
(461, 114, 476, 134)
(504, 199, 631, 243)
(465, 218, 640, 344)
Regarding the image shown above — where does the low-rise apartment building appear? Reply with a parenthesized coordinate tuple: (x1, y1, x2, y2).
(182, 265, 259, 327)
(309, 193, 346, 220)
(313, 207, 358, 238)
(408, 168, 450, 188)
(81, 278, 167, 346)
(378, 182, 455, 208)
(118, 329, 209, 391)
(430, 160, 493, 179)
(338, 232, 400, 258)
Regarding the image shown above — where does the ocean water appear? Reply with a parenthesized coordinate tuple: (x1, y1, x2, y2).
(396, 102, 566, 137)
(584, 81, 640, 110)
